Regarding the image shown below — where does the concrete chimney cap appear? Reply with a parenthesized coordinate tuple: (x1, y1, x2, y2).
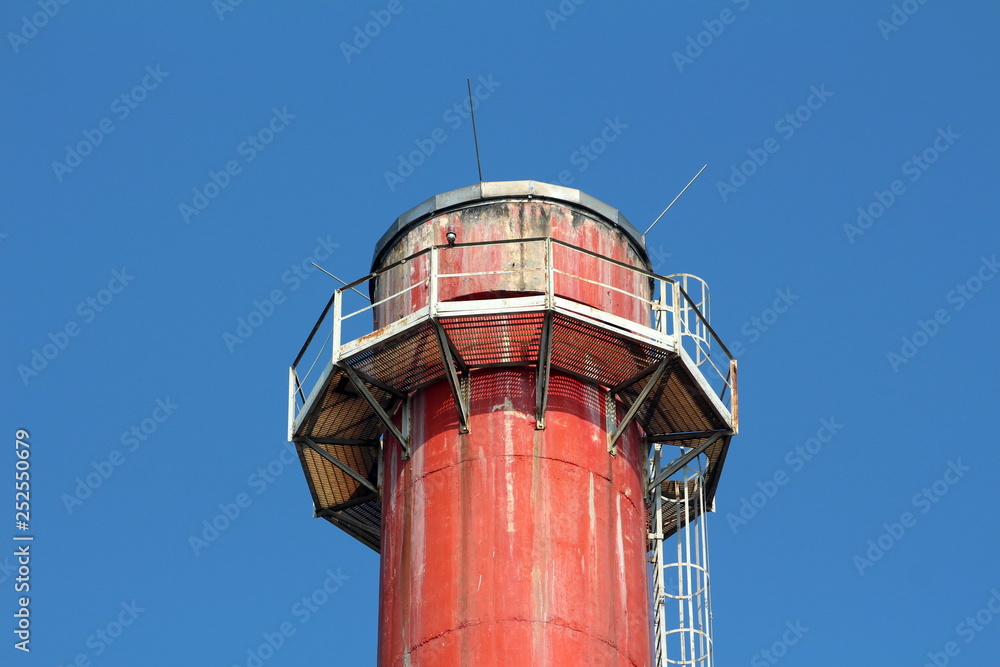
(370, 180, 648, 271)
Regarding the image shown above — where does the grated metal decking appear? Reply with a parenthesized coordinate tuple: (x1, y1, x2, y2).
(288, 237, 737, 553)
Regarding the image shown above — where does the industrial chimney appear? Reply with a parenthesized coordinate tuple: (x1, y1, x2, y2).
(288, 181, 738, 666)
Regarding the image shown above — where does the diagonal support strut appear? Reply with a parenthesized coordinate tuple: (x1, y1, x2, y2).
(300, 436, 379, 496)
(647, 430, 730, 493)
(433, 320, 470, 433)
(608, 358, 670, 454)
(339, 362, 411, 459)
(535, 312, 554, 429)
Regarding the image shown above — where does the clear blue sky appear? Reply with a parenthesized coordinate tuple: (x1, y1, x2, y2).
(3, 2, 999, 665)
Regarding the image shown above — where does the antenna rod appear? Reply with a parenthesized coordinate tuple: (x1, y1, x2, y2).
(467, 77, 484, 184)
(643, 164, 708, 238)
(311, 262, 370, 301)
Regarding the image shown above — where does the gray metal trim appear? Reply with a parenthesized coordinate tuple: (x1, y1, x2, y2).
(371, 181, 648, 271)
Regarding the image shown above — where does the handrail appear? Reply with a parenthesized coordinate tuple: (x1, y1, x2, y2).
(677, 285, 733, 361)
(289, 236, 736, 437)
(292, 291, 338, 368)
(552, 237, 676, 283)
(553, 267, 659, 309)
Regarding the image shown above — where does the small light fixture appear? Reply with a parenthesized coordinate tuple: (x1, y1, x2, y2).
(446, 226, 457, 246)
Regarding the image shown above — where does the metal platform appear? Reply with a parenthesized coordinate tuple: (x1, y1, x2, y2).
(288, 237, 738, 552)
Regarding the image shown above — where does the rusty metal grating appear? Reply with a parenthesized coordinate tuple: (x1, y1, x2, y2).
(618, 361, 726, 437)
(297, 368, 395, 442)
(321, 498, 381, 552)
(549, 313, 666, 389)
(347, 321, 444, 394)
(299, 441, 377, 511)
(292, 362, 393, 554)
(292, 295, 734, 555)
(440, 312, 545, 367)
(647, 433, 731, 540)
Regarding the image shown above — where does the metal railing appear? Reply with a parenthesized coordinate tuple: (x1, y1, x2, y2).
(288, 237, 737, 438)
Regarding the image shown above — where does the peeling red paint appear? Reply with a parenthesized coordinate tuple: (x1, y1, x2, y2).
(379, 372, 650, 666)
(376, 200, 652, 666)
(373, 201, 649, 326)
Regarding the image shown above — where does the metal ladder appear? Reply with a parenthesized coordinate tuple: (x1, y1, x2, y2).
(651, 445, 715, 667)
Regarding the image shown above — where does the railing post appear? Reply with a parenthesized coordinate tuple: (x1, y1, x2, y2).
(672, 280, 682, 351)
(377, 439, 384, 497)
(288, 366, 296, 441)
(730, 359, 739, 433)
(658, 279, 669, 336)
(332, 289, 343, 365)
(545, 237, 554, 309)
(429, 245, 438, 318)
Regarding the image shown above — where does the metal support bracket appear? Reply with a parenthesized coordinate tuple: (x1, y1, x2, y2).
(729, 358, 739, 434)
(377, 438, 384, 497)
(645, 429, 730, 444)
(328, 493, 379, 513)
(288, 366, 299, 442)
(300, 436, 379, 496)
(608, 358, 670, 455)
(339, 362, 411, 459)
(318, 509, 381, 539)
(535, 312, 553, 429)
(341, 364, 407, 401)
(647, 430, 729, 493)
(304, 436, 380, 447)
(606, 391, 618, 456)
(433, 320, 470, 433)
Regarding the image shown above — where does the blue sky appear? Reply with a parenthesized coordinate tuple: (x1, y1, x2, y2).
(3, 2, 999, 665)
